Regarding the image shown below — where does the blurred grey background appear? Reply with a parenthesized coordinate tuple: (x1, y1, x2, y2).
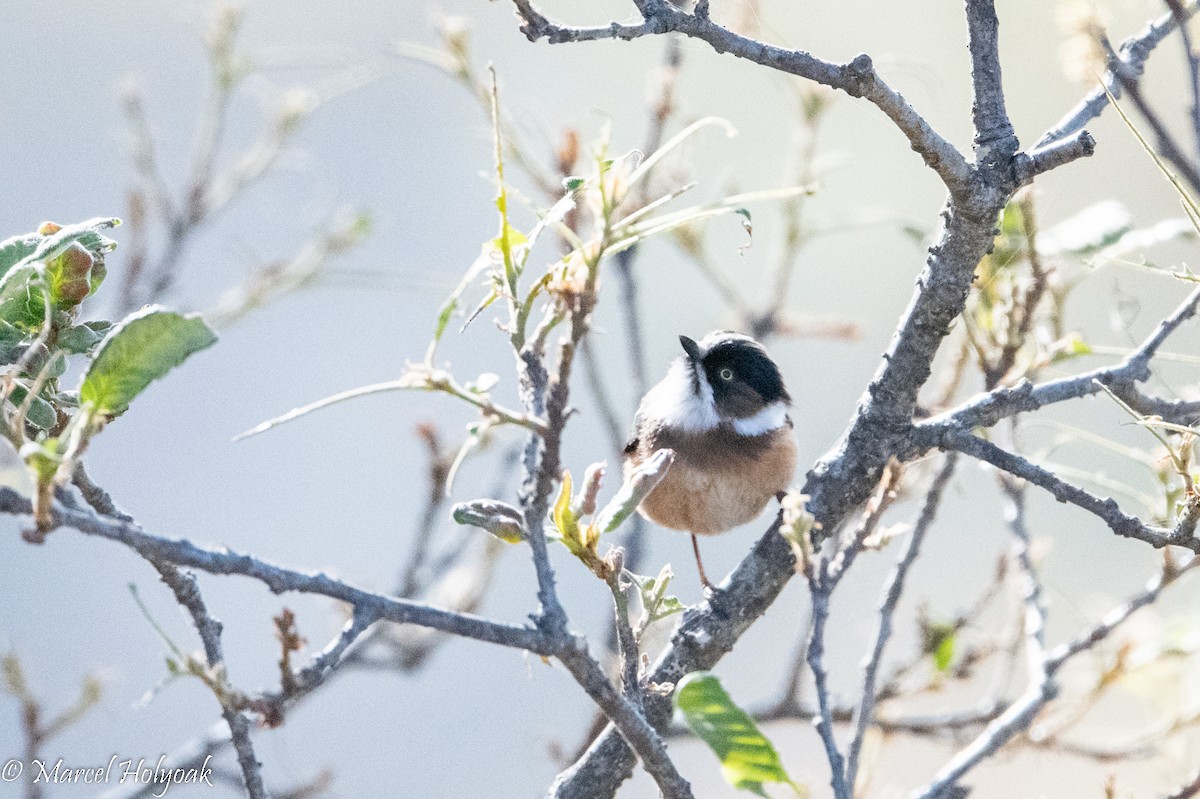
(1, 0, 1198, 796)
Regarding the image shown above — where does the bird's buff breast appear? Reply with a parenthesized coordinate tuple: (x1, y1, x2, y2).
(629, 429, 796, 535)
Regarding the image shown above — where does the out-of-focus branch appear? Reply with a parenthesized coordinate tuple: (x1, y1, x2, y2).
(206, 211, 371, 328)
(253, 607, 378, 727)
(1166, 769, 1200, 799)
(1, 652, 103, 799)
(845, 455, 957, 790)
(1038, 2, 1199, 148)
(915, 552, 1200, 797)
(119, 7, 379, 313)
(1100, 31, 1200, 195)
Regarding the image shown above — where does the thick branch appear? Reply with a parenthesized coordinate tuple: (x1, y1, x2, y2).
(965, 0, 1019, 164)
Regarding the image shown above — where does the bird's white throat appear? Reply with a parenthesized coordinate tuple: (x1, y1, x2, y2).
(731, 402, 789, 436)
(638, 358, 788, 436)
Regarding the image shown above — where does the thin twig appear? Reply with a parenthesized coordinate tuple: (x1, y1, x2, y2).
(914, 553, 1199, 797)
(845, 455, 957, 790)
(150, 562, 268, 799)
(0, 488, 554, 654)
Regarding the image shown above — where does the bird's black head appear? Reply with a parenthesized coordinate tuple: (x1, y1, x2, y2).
(680, 331, 790, 420)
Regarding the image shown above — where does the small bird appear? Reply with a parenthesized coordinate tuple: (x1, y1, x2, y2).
(624, 331, 797, 590)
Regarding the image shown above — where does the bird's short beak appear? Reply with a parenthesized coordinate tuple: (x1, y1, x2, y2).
(679, 335, 703, 363)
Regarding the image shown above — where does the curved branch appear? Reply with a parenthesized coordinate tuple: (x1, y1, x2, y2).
(509, 0, 974, 191)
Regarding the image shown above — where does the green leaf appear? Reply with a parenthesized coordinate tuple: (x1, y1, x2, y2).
(674, 672, 800, 796)
(19, 438, 61, 482)
(0, 319, 27, 364)
(8, 218, 118, 277)
(1047, 333, 1092, 365)
(0, 264, 49, 330)
(0, 219, 119, 329)
(934, 633, 955, 673)
(0, 232, 41, 276)
(923, 620, 957, 673)
(8, 385, 57, 430)
(79, 306, 217, 416)
(57, 322, 106, 355)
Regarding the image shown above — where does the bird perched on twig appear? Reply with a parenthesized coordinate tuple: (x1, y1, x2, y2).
(624, 331, 797, 590)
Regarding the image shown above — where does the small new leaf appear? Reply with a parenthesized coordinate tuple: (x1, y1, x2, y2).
(553, 469, 581, 553)
(922, 620, 957, 674)
(451, 499, 525, 543)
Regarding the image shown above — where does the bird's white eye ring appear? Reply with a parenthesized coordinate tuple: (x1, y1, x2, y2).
(719, 368, 734, 381)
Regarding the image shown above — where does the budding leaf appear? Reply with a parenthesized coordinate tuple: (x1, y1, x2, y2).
(923, 620, 957, 674)
(553, 470, 581, 552)
(933, 632, 956, 673)
(1047, 333, 1092, 365)
(80, 306, 217, 416)
(451, 499, 525, 543)
(674, 672, 801, 796)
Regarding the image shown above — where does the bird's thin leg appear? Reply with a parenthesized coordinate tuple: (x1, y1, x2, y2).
(691, 533, 714, 590)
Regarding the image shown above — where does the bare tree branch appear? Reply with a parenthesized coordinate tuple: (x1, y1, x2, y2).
(845, 455, 958, 790)
(937, 429, 1200, 551)
(151, 562, 268, 799)
(509, 0, 973, 191)
(915, 553, 1199, 797)
(1038, 2, 1199, 148)
(0, 488, 554, 655)
(918, 286, 1200, 435)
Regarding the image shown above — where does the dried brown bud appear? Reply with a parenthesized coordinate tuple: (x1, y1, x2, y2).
(556, 128, 580, 177)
